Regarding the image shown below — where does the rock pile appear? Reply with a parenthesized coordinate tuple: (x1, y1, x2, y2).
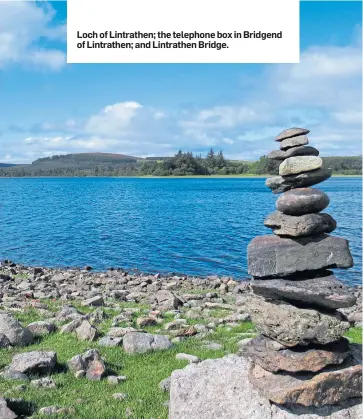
(243, 127, 362, 408)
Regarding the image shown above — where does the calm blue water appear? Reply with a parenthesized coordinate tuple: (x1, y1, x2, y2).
(0, 177, 361, 286)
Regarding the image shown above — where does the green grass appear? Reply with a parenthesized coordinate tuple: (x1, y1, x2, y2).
(345, 327, 362, 344)
(0, 302, 361, 418)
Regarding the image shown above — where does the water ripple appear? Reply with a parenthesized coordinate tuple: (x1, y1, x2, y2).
(0, 177, 361, 286)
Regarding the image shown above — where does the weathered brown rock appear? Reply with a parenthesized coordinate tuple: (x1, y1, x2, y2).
(240, 335, 350, 373)
(248, 234, 353, 278)
(264, 211, 336, 237)
(86, 359, 106, 380)
(276, 188, 329, 216)
(268, 146, 319, 161)
(276, 128, 310, 142)
(249, 361, 362, 407)
(266, 168, 332, 194)
(250, 273, 356, 309)
(280, 135, 308, 150)
(245, 295, 350, 347)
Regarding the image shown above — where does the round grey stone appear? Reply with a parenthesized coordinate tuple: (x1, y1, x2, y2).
(276, 188, 329, 215)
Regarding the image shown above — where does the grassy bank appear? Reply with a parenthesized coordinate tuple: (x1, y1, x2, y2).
(0, 299, 361, 418)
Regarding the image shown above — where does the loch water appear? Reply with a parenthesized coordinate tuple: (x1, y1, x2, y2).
(0, 177, 361, 286)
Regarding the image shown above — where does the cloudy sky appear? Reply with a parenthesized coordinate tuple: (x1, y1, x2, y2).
(0, 0, 362, 163)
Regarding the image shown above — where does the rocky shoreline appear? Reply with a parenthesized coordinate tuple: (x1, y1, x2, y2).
(0, 260, 361, 326)
(0, 260, 361, 417)
(0, 260, 360, 323)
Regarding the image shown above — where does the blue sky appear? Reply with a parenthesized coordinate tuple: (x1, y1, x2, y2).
(0, 1, 361, 163)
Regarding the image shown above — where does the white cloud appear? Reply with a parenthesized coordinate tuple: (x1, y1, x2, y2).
(332, 111, 362, 125)
(84, 102, 143, 136)
(181, 104, 272, 129)
(0, 1, 66, 70)
(2, 23, 361, 162)
(176, 36, 362, 159)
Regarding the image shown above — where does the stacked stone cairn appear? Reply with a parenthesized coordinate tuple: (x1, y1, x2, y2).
(242, 127, 362, 408)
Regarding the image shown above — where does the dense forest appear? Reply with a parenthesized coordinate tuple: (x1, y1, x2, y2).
(0, 150, 361, 177)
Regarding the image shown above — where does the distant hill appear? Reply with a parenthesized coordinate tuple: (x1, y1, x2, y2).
(33, 152, 142, 164)
(0, 152, 144, 177)
(0, 151, 361, 177)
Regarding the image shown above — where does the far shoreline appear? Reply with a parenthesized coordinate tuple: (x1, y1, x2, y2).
(0, 174, 361, 180)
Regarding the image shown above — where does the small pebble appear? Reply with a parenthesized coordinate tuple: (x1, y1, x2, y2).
(113, 393, 128, 400)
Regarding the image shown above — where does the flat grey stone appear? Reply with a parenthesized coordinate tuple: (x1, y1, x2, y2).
(240, 335, 351, 373)
(264, 211, 336, 237)
(31, 377, 57, 389)
(280, 135, 309, 150)
(81, 296, 104, 307)
(266, 168, 332, 194)
(268, 146, 319, 161)
(98, 336, 123, 347)
(1, 368, 30, 381)
(276, 127, 310, 141)
(27, 321, 56, 337)
(245, 295, 350, 347)
(279, 156, 323, 176)
(123, 332, 172, 354)
(247, 234, 353, 278)
(9, 351, 57, 374)
(249, 360, 362, 407)
(169, 354, 362, 419)
(276, 188, 329, 216)
(250, 273, 356, 309)
(176, 353, 200, 363)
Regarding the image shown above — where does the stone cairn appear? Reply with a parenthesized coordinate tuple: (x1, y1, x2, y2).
(241, 127, 362, 408)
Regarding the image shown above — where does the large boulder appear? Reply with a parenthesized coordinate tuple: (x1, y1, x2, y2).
(276, 188, 329, 216)
(248, 234, 353, 278)
(169, 354, 362, 419)
(279, 157, 323, 176)
(250, 273, 356, 309)
(245, 295, 350, 347)
(264, 211, 336, 237)
(8, 351, 57, 374)
(266, 168, 332, 194)
(0, 312, 33, 347)
(123, 332, 172, 354)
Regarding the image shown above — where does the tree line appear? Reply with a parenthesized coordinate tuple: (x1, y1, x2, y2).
(0, 150, 361, 177)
